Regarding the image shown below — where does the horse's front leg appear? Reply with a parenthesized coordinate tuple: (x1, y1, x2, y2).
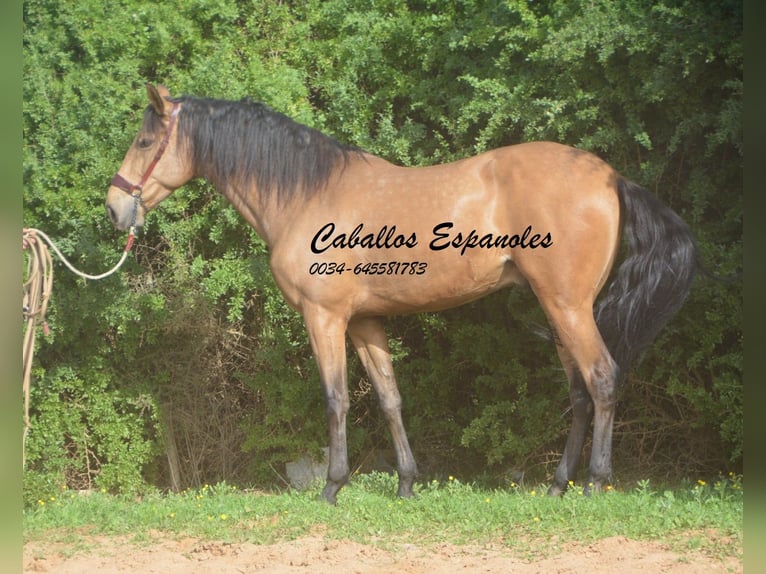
(304, 308, 350, 504)
(348, 316, 418, 497)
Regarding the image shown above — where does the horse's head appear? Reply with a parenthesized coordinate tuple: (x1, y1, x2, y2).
(106, 84, 192, 230)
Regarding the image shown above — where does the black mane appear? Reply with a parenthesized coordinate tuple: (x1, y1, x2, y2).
(145, 96, 362, 202)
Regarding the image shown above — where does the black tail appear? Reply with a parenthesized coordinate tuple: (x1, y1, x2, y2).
(595, 178, 698, 383)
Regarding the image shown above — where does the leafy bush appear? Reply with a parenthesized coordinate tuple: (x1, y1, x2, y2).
(23, 367, 158, 506)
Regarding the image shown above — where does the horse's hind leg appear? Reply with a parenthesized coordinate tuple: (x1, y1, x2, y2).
(542, 304, 618, 494)
(547, 348, 593, 496)
(347, 316, 418, 497)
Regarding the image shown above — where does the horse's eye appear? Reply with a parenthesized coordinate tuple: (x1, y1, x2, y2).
(137, 137, 153, 149)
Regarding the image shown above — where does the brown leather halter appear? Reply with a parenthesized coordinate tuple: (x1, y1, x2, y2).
(110, 102, 180, 224)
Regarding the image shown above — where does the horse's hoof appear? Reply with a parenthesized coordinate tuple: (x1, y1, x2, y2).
(319, 481, 342, 505)
(547, 483, 567, 497)
(583, 480, 609, 496)
(397, 477, 415, 498)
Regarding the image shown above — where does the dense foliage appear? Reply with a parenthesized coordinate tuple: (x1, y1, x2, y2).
(23, 0, 742, 501)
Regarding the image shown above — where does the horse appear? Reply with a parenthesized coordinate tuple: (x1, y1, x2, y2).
(106, 84, 698, 503)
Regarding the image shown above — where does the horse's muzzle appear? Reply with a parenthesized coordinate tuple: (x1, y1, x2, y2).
(105, 191, 145, 231)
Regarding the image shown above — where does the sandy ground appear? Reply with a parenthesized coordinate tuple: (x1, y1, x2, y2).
(23, 533, 742, 574)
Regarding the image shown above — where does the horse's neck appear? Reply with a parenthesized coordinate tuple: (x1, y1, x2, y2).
(218, 184, 287, 248)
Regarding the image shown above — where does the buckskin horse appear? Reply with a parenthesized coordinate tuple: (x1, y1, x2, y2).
(106, 85, 698, 503)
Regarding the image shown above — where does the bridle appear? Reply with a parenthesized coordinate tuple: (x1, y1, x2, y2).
(110, 101, 181, 226)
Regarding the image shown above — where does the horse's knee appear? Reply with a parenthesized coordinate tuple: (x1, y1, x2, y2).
(379, 393, 402, 421)
(325, 390, 349, 420)
(585, 355, 618, 405)
(570, 385, 594, 418)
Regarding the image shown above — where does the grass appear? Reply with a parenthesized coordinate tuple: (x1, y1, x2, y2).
(24, 472, 743, 561)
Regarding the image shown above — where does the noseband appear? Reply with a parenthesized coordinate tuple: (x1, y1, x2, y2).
(110, 102, 181, 224)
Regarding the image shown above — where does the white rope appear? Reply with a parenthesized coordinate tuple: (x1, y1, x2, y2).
(22, 226, 136, 469)
(23, 226, 136, 280)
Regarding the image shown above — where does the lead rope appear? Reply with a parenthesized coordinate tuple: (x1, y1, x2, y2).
(22, 226, 136, 469)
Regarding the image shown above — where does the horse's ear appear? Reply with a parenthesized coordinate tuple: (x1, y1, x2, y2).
(146, 84, 173, 117)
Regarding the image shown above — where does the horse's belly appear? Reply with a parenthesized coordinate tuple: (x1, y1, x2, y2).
(355, 255, 526, 316)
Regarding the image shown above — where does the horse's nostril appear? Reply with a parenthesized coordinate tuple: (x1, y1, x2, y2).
(106, 204, 117, 224)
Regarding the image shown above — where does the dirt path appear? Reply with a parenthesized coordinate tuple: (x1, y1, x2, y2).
(24, 534, 741, 573)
